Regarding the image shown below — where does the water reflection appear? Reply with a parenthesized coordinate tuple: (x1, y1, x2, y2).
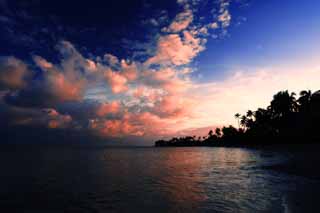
(1, 147, 320, 212)
(157, 148, 211, 211)
(95, 147, 290, 212)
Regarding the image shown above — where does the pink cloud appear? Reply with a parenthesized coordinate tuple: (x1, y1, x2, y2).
(104, 53, 119, 66)
(218, 10, 231, 28)
(46, 109, 72, 129)
(89, 110, 185, 138)
(99, 118, 143, 137)
(96, 101, 121, 116)
(2, 103, 73, 129)
(0, 57, 30, 90)
(145, 32, 205, 66)
(104, 69, 128, 94)
(141, 68, 191, 94)
(33, 55, 53, 70)
(162, 9, 193, 33)
(48, 115, 72, 129)
(121, 60, 138, 81)
(152, 95, 192, 118)
(46, 71, 85, 102)
(85, 59, 97, 72)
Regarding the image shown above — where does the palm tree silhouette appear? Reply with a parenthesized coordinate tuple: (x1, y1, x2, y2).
(240, 115, 248, 130)
(270, 90, 297, 118)
(246, 110, 254, 118)
(215, 128, 222, 137)
(234, 113, 241, 129)
(298, 90, 312, 112)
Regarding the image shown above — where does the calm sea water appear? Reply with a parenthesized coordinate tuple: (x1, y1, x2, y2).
(0, 146, 319, 212)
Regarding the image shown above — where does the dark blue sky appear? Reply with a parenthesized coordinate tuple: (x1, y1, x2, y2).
(2, 0, 320, 78)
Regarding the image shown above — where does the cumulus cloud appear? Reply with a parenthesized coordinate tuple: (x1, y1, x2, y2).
(209, 22, 219, 29)
(217, 0, 232, 28)
(5, 65, 86, 108)
(162, 9, 193, 33)
(4, 41, 93, 108)
(0, 56, 30, 90)
(120, 60, 138, 81)
(141, 68, 191, 94)
(96, 101, 121, 117)
(0, 0, 240, 140)
(32, 55, 53, 70)
(145, 32, 205, 66)
(104, 69, 128, 94)
(85, 59, 97, 72)
(44, 108, 72, 129)
(218, 10, 231, 28)
(152, 95, 193, 118)
(0, 94, 72, 129)
(104, 54, 119, 67)
(89, 111, 182, 137)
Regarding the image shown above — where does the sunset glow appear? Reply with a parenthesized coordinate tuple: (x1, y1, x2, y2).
(1, 0, 320, 142)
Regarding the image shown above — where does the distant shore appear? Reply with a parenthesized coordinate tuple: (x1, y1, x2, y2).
(154, 89, 320, 150)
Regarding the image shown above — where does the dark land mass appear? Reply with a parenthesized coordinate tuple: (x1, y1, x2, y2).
(154, 89, 320, 178)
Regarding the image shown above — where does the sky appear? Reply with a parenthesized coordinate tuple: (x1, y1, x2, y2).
(1, 0, 320, 144)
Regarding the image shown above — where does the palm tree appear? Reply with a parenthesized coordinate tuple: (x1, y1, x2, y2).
(215, 128, 222, 137)
(234, 113, 241, 129)
(270, 90, 297, 118)
(240, 115, 248, 130)
(298, 90, 312, 112)
(246, 110, 254, 118)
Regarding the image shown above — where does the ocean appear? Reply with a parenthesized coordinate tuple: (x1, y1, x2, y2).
(0, 146, 319, 212)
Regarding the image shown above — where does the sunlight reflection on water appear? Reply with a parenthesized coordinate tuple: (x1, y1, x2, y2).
(0, 147, 319, 212)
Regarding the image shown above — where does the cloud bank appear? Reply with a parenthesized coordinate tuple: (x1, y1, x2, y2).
(2, 0, 318, 142)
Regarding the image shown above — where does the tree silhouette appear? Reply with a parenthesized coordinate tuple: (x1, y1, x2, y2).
(155, 89, 320, 147)
(270, 90, 297, 118)
(298, 90, 312, 112)
(240, 115, 247, 130)
(215, 128, 222, 137)
(234, 113, 241, 129)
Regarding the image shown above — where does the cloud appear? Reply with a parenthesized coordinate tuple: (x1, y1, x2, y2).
(96, 101, 121, 117)
(162, 9, 193, 33)
(0, 39, 196, 138)
(85, 59, 97, 72)
(32, 55, 53, 70)
(217, 0, 232, 28)
(104, 68, 128, 94)
(90, 111, 181, 137)
(0, 94, 72, 129)
(145, 32, 205, 66)
(209, 22, 219, 29)
(44, 108, 72, 129)
(0, 0, 241, 140)
(0, 56, 30, 90)
(152, 95, 193, 118)
(218, 10, 231, 28)
(104, 54, 119, 67)
(5, 66, 86, 108)
(3, 42, 89, 108)
(120, 60, 138, 81)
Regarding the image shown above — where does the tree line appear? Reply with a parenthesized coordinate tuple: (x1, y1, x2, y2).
(155, 90, 320, 147)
